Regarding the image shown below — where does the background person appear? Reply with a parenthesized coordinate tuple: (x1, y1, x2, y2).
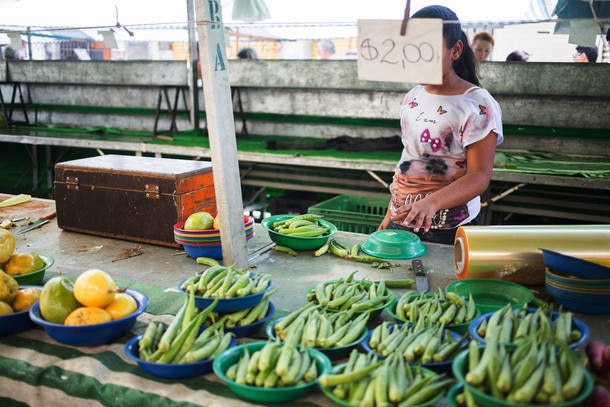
(573, 45, 598, 63)
(237, 47, 258, 59)
(317, 39, 336, 60)
(506, 50, 530, 62)
(379, 5, 503, 245)
(471, 31, 494, 61)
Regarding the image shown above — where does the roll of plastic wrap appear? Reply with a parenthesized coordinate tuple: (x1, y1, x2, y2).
(454, 225, 610, 285)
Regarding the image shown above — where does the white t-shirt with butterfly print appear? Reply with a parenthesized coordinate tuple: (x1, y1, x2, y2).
(389, 84, 503, 228)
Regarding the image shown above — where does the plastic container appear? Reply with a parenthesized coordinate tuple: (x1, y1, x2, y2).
(212, 341, 331, 403)
(0, 285, 42, 336)
(29, 288, 149, 346)
(13, 254, 53, 285)
(361, 229, 426, 259)
(307, 194, 389, 234)
(124, 333, 236, 379)
(445, 278, 534, 315)
(261, 214, 337, 251)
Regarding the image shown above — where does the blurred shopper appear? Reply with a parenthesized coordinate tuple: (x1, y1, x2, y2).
(317, 39, 336, 60)
(237, 47, 258, 59)
(573, 45, 598, 63)
(379, 5, 503, 245)
(506, 50, 530, 62)
(471, 32, 494, 61)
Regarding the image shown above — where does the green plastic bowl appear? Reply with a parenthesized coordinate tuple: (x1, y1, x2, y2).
(452, 346, 594, 407)
(13, 254, 53, 285)
(212, 341, 331, 403)
(261, 215, 337, 251)
(445, 278, 534, 315)
(385, 295, 480, 335)
(361, 229, 427, 259)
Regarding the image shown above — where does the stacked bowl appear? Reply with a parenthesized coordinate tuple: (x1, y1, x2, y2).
(541, 248, 610, 314)
(174, 215, 255, 259)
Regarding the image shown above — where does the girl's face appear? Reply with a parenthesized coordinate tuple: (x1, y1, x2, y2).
(472, 39, 493, 61)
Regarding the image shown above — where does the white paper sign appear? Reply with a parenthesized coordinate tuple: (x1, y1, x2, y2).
(357, 19, 443, 84)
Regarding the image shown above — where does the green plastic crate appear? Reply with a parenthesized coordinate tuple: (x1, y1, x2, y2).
(307, 195, 389, 234)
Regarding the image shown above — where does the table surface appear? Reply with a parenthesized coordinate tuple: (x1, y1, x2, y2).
(1, 194, 608, 407)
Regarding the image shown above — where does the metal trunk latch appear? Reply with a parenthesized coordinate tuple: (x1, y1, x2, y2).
(145, 184, 160, 199)
(66, 176, 79, 191)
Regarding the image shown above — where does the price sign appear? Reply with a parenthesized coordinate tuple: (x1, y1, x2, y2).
(357, 19, 443, 84)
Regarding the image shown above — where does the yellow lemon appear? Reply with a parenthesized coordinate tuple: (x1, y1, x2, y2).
(74, 269, 117, 308)
(104, 292, 137, 320)
(64, 306, 112, 326)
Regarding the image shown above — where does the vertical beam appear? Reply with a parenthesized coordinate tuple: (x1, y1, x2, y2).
(195, 0, 248, 267)
(186, 0, 200, 130)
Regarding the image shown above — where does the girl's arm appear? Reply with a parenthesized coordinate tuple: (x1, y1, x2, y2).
(395, 131, 498, 232)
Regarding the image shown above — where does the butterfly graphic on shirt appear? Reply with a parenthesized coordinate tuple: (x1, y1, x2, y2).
(407, 98, 418, 109)
(479, 104, 487, 115)
(420, 129, 442, 152)
(437, 105, 447, 115)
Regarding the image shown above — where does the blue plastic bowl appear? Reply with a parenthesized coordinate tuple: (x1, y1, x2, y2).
(0, 285, 42, 336)
(29, 288, 149, 346)
(359, 323, 466, 375)
(124, 333, 236, 379)
(178, 276, 273, 313)
(203, 302, 275, 338)
(266, 315, 368, 360)
(468, 308, 590, 349)
(213, 341, 331, 403)
(545, 281, 610, 314)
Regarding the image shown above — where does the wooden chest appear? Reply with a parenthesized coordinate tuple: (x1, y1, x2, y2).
(54, 155, 215, 247)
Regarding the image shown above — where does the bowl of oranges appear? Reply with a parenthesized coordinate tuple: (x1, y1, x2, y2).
(29, 268, 148, 346)
(0, 271, 43, 336)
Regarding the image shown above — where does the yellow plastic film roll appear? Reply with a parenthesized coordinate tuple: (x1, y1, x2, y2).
(454, 225, 610, 286)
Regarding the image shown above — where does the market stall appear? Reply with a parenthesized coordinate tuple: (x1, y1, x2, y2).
(1, 193, 609, 406)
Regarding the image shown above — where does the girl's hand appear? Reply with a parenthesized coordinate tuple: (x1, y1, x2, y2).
(391, 200, 438, 233)
(378, 215, 391, 230)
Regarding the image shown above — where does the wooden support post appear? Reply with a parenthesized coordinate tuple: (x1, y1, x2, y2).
(195, 0, 248, 267)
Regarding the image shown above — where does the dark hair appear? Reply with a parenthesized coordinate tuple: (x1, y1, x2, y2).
(411, 5, 480, 86)
(506, 50, 530, 62)
(575, 45, 598, 63)
(237, 47, 258, 59)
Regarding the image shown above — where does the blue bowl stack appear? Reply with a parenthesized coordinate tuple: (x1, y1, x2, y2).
(541, 248, 610, 314)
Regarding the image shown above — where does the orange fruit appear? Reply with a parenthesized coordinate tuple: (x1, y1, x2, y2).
(213, 215, 220, 230)
(64, 307, 112, 326)
(104, 292, 137, 320)
(73, 269, 117, 308)
(0, 300, 13, 315)
(0, 229, 16, 264)
(4, 252, 45, 276)
(12, 287, 41, 312)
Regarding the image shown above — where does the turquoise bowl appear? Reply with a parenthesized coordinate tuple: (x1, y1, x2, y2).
(361, 229, 426, 259)
(261, 214, 337, 251)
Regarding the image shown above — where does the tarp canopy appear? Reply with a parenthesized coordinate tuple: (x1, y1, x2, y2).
(0, 0, 562, 41)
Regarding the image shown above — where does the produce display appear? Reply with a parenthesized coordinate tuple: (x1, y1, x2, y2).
(224, 340, 320, 388)
(0, 229, 46, 277)
(365, 320, 467, 363)
(272, 303, 369, 349)
(319, 349, 453, 406)
(39, 269, 138, 325)
(393, 289, 477, 327)
(0, 270, 40, 314)
(456, 335, 592, 405)
(306, 271, 393, 313)
(472, 303, 585, 347)
(137, 291, 233, 364)
(269, 214, 331, 238)
(180, 265, 271, 299)
(202, 293, 274, 329)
